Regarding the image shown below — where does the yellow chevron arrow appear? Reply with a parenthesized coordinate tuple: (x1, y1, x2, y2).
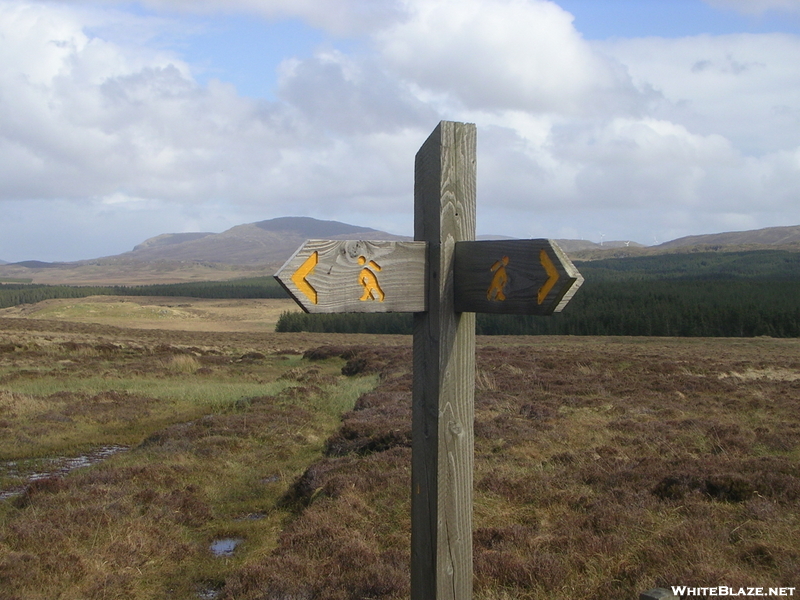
(291, 251, 318, 305)
(537, 249, 559, 305)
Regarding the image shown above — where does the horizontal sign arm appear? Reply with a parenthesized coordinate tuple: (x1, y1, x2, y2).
(274, 239, 428, 314)
(453, 239, 583, 315)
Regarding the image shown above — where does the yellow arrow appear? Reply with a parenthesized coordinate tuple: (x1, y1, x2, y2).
(291, 251, 318, 305)
(537, 249, 559, 305)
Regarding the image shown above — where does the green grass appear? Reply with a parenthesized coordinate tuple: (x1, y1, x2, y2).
(0, 325, 380, 599)
(0, 365, 311, 460)
(3, 376, 294, 410)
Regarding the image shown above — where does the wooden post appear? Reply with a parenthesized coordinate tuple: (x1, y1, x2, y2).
(275, 119, 582, 599)
(412, 121, 476, 600)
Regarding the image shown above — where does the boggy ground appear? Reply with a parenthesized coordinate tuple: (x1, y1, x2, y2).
(224, 337, 800, 600)
(1, 316, 799, 599)
(0, 318, 386, 599)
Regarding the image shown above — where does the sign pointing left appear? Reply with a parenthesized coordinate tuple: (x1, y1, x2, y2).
(291, 251, 319, 305)
(275, 239, 427, 313)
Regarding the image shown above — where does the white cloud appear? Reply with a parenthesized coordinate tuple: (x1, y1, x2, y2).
(597, 33, 800, 155)
(0, 2, 420, 216)
(377, 0, 646, 115)
(276, 50, 437, 134)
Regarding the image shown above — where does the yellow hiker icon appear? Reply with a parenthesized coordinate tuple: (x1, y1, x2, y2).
(358, 256, 385, 302)
(487, 256, 510, 301)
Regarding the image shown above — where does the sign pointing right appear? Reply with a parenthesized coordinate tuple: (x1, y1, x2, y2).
(453, 239, 583, 315)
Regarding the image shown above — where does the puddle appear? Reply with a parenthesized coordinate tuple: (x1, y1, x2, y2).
(196, 586, 223, 600)
(0, 445, 128, 500)
(210, 538, 243, 557)
(234, 512, 266, 521)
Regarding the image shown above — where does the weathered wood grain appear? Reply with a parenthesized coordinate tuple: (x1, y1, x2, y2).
(274, 239, 427, 313)
(453, 239, 583, 314)
(412, 121, 476, 600)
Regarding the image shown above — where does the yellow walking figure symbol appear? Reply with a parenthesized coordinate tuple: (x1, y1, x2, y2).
(358, 256, 385, 302)
(487, 256, 510, 301)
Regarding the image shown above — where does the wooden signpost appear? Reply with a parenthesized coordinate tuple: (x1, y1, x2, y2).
(276, 239, 427, 313)
(275, 121, 583, 599)
(454, 239, 582, 315)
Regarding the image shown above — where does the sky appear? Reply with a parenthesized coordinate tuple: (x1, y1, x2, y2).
(1, 0, 800, 262)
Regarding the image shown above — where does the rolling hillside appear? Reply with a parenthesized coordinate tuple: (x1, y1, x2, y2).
(2, 217, 800, 285)
(121, 217, 409, 265)
(0, 217, 409, 284)
(658, 224, 800, 249)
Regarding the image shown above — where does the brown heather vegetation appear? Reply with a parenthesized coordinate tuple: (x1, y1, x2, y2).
(1, 311, 799, 599)
(220, 338, 800, 600)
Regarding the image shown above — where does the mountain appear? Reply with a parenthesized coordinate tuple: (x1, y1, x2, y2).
(119, 216, 409, 266)
(554, 239, 646, 253)
(656, 224, 800, 249)
(5, 261, 67, 269)
(568, 225, 800, 260)
(2, 217, 799, 286)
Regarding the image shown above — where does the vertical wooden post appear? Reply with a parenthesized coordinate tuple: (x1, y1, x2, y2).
(412, 121, 477, 600)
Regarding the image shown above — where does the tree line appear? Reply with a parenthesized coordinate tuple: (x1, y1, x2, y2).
(275, 279, 800, 337)
(4, 250, 799, 337)
(276, 250, 800, 337)
(0, 277, 288, 309)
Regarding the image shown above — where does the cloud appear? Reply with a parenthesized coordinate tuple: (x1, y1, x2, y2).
(376, 0, 647, 115)
(597, 33, 800, 155)
(0, 2, 199, 199)
(551, 118, 800, 213)
(0, 1, 426, 218)
(276, 50, 437, 134)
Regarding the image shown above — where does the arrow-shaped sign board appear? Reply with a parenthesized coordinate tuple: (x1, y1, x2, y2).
(274, 239, 427, 313)
(453, 239, 583, 315)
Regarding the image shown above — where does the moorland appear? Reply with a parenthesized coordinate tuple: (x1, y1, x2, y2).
(1, 219, 800, 598)
(0, 298, 798, 599)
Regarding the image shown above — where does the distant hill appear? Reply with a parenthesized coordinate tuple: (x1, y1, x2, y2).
(656, 224, 800, 249)
(6, 260, 68, 269)
(555, 239, 645, 253)
(3, 217, 800, 286)
(569, 225, 800, 260)
(119, 217, 409, 266)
